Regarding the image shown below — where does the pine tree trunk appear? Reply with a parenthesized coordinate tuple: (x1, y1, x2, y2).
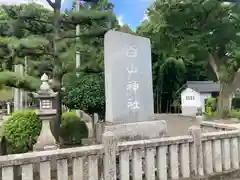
(52, 75, 63, 142)
(52, 0, 62, 142)
(55, 89, 62, 142)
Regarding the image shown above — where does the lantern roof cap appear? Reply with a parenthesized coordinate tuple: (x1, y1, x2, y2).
(41, 73, 48, 81)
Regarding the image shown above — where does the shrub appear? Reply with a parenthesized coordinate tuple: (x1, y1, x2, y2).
(60, 112, 88, 145)
(205, 98, 217, 112)
(205, 106, 213, 116)
(2, 110, 41, 154)
(232, 97, 240, 109)
(63, 73, 105, 119)
(231, 109, 240, 119)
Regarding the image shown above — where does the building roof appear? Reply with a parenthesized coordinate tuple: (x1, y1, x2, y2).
(186, 81, 220, 93)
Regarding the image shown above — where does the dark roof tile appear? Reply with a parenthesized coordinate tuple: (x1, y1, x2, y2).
(186, 81, 220, 93)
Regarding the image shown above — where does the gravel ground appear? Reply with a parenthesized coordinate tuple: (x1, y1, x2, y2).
(154, 114, 199, 136)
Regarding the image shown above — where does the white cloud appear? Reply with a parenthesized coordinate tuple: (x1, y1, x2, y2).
(0, 0, 25, 5)
(0, 0, 49, 8)
(117, 15, 124, 27)
(142, 12, 149, 22)
(0, 0, 64, 9)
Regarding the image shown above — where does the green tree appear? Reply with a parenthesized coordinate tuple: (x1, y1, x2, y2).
(0, 4, 49, 91)
(0, 1, 117, 139)
(145, 0, 240, 110)
(118, 24, 134, 34)
(63, 73, 105, 118)
(137, 21, 187, 112)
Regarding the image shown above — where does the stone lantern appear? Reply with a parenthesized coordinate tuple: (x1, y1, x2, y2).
(33, 73, 58, 151)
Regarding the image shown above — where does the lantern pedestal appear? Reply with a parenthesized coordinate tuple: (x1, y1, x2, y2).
(33, 110, 58, 151)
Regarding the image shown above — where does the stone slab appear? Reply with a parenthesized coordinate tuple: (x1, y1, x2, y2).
(103, 120, 167, 142)
(104, 30, 154, 123)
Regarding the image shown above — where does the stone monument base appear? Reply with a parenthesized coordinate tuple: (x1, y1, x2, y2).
(96, 120, 167, 144)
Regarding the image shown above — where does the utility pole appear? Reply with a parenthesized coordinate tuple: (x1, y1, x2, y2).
(24, 56, 28, 108)
(75, 0, 100, 77)
(76, 0, 81, 77)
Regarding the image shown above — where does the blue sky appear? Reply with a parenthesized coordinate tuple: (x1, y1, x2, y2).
(62, 0, 153, 29)
(109, 0, 152, 28)
(2, 0, 152, 29)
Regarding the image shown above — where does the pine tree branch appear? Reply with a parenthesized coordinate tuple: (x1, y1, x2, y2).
(45, 0, 55, 9)
(60, 19, 93, 26)
(1, 6, 18, 19)
(16, 48, 54, 57)
(79, 67, 103, 73)
(58, 29, 108, 40)
(23, 25, 52, 35)
(20, 16, 51, 25)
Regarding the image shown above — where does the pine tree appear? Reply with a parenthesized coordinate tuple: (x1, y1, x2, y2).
(0, 0, 117, 140)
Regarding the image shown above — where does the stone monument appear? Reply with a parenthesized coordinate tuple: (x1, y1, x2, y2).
(99, 31, 167, 143)
(33, 73, 58, 151)
(104, 30, 154, 123)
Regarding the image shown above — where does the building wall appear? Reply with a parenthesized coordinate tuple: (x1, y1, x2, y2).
(181, 88, 201, 116)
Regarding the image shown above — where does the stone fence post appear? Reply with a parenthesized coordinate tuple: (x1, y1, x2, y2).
(189, 126, 203, 177)
(103, 131, 117, 180)
(6, 102, 11, 115)
(93, 113, 99, 138)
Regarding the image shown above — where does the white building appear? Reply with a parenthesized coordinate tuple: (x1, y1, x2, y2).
(180, 81, 220, 116)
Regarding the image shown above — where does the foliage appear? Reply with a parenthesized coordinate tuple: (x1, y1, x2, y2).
(0, 2, 117, 79)
(230, 109, 240, 119)
(205, 98, 217, 115)
(136, 4, 209, 112)
(139, 0, 240, 110)
(63, 73, 105, 117)
(232, 97, 240, 109)
(2, 110, 41, 154)
(0, 71, 40, 91)
(118, 24, 134, 34)
(0, 1, 118, 140)
(60, 111, 88, 145)
(206, 98, 217, 109)
(205, 106, 213, 116)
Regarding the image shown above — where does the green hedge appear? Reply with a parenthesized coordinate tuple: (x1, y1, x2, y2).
(2, 110, 89, 154)
(2, 110, 41, 154)
(60, 112, 88, 146)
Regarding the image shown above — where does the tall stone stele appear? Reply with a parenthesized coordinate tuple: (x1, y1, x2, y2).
(33, 73, 58, 151)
